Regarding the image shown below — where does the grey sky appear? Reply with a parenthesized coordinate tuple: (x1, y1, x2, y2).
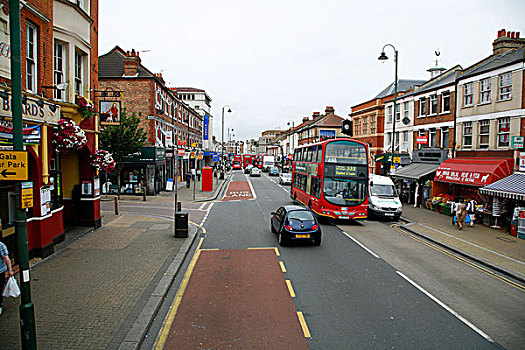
(99, 0, 524, 142)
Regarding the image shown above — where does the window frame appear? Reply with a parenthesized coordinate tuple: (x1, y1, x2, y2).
(429, 95, 438, 115)
(441, 127, 449, 149)
(418, 98, 427, 117)
(54, 42, 65, 100)
(429, 128, 437, 147)
(498, 72, 512, 100)
(395, 103, 400, 122)
(478, 120, 490, 149)
(370, 115, 376, 134)
(463, 83, 473, 106)
(387, 105, 393, 123)
(497, 117, 510, 148)
(463, 121, 472, 148)
(74, 51, 84, 95)
(26, 22, 38, 93)
(441, 91, 450, 113)
(480, 78, 491, 104)
(403, 101, 409, 120)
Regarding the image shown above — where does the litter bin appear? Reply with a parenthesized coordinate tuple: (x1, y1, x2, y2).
(174, 212, 188, 238)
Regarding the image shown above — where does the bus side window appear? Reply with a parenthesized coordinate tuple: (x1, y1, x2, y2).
(317, 147, 323, 163)
(306, 147, 312, 162)
(311, 146, 317, 163)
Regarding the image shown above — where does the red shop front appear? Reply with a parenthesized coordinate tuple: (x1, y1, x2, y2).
(433, 157, 514, 201)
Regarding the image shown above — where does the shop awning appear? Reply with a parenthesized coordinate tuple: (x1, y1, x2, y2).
(480, 172, 525, 201)
(434, 158, 514, 186)
(390, 162, 439, 181)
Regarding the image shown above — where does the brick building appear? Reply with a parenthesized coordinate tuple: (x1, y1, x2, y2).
(350, 79, 425, 175)
(98, 46, 203, 194)
(0, 0, 100, 259)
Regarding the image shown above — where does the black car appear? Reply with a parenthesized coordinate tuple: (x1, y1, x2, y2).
(270, 205, 321, 246)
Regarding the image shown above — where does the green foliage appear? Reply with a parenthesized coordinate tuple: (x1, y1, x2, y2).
(99, 108, 147, 168)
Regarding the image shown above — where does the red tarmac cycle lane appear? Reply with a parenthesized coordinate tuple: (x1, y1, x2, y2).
(222, 180, 254, 201)
(164, 249, 308, 349)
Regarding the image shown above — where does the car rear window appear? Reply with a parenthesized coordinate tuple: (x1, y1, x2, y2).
(287, 210, 315, 221)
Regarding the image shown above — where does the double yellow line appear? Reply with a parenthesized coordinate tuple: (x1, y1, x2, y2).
(392, 224, 525, 292)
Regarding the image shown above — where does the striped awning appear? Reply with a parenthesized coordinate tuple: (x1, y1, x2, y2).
(480, 172, 525, 201)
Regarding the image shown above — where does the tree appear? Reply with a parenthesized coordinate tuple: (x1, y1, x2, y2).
(99, 108, 147, 197)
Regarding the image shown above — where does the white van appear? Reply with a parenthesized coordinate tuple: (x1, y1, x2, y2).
(368, 174, 402, 220)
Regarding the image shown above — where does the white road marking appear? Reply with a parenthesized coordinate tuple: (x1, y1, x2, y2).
(247, 176, 257, 200)
(396, 271, 494, 343)
(198, 202, 206, 211)
(342, 231, 380, 259)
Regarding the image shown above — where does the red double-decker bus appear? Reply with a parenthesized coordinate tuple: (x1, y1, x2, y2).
(290, 138, 369, 220)
(253, 155, 263, 169)
(243, 154, 252, 168)
(232, 154, 242, 170)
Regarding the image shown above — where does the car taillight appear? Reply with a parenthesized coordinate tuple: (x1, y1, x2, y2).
(312, 224, 318, 231)
(285, 225, 292, 231)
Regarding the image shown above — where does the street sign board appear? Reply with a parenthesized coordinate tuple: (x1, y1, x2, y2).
(519, 152, 525, 172)
(511, 136, 524, 149)
(21, 181, 33, 209)
(0, 150, 28, 180)
(393, 156, 401, 164)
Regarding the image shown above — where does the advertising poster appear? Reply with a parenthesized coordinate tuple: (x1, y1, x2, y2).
(203, 114, 209, 140)
(100, 101, 121, 126)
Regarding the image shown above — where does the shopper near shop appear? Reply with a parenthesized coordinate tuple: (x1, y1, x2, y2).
(451, 198, 459, 225)
(185, 171, 191, 188)
(456, 199, 467, 230)
(197, 168, 201, 181)
(0, 241, 14, 316)
(467, 199, 477, 227)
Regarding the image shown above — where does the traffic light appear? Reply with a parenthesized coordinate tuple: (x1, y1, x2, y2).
(341, 119, 352, 136)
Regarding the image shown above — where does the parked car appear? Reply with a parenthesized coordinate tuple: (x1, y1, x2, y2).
(250, 167, 261, 177)
(279, 173, 292, 185)
(269, 166, 280, 176)
(368, 174, 402, 220)
(270, 205, 321, 246)
(244, 164, 254, 174)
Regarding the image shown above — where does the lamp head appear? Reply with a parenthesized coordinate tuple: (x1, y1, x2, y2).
(378, 51, 389, 62)
(227, 108, 232, 113)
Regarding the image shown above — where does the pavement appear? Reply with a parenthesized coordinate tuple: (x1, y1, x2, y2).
(0, 172, 230, 350)
(1, 173, 524, 349)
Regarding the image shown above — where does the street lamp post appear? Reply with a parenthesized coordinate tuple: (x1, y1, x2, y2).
(379, 44, 398, 172)
(221, 105, 231, 175)
(287, 120, 294, 158)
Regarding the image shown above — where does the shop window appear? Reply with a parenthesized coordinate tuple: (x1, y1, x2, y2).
(463, 121, 472, 148)
(497, 117, 510, 147)
(479, 120, 490, 149)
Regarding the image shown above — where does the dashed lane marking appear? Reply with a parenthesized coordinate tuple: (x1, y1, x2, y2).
(297, 312, 311, 338)
(280, 261, 287, 273)
(286, 279, 296, 298)
(247, 247, 280, 256)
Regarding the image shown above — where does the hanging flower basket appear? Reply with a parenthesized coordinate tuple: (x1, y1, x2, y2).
(90, 149, 116, 173)
(75, 94, 94, 120)
(53, 118, 87, 153)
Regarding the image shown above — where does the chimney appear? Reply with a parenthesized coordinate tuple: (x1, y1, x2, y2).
(493, 29, 525, 55)
(302, 117, 309, 123)
(154, 73, 165, 85)
(324, 106, 335, 114)
(312, 111, 320, 119)
(123, 49, 141, 77)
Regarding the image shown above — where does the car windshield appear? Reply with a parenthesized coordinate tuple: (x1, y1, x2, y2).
(323, 177, 367, 206)
(282, 174, 291, 179)
(370, 184, 397, 198)
(287, 210, 315, 222)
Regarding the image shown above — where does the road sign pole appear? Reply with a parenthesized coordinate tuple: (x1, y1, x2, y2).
(9, 1, 37, 348)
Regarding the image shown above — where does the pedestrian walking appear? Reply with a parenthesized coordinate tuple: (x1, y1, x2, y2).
(451, 198, 458, 225)
(0, 241, 14, 316)
(456, 199, 467, 230)
(197, 168, 201, 181)
(185, 171, 191, 188)
(191, 168, 196, 181)
(467, 198, 477, 227)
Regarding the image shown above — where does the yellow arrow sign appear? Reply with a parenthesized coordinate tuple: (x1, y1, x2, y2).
(0, 151, 28, 180)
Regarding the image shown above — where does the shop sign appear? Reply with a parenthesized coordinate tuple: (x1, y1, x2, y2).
(203, 114, 209, 140)
(434, 169, 491, 186)
(21, 181, 33, 209)
(191, 142, 198, 147)
(0, 150, 28, 180)
(519, 152, 525, 172)
(99, 101, 121, 126)
(0, 121, 41, 145)
(178, 140, 186, 146)
(511, 136, 524, 149)
(155, 148, 166, 161)
(0, 91, 61, 124)
(393, 156, 401, 164)
(416, 136, 428, 145)
(177, 149, 185, 156)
